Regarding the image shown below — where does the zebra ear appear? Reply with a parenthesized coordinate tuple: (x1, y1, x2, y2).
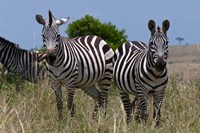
(48, 10, 54, 26)
(56, 17, 70, 26)
(35, 14, 45, 25)
(148, 19, 156, 35)
(162, 19, 170, 34)
(48, 10, 56, 21)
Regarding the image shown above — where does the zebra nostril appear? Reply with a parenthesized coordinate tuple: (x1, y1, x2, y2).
(46, 49, 55, 57)
(155, 60, 166, 72)
(46, 55, 56, 65)
(163, 62, 166, 66)
(156, 60, 165, 66)
(45, 49, 56, 65)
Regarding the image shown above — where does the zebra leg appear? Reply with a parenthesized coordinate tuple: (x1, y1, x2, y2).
(67, 88, 75, 117)
(138, 92, 148, 124)
(132, 95, 141, 123)
(83, 85, 101, 120)
(97, 79, 112, 116)
(153, 91, 165, 127)
(120, 92, 132, 124)
(51, 81, 63, 120)
(97, 65, 113, 117)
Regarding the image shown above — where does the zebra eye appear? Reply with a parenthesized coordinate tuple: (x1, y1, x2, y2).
(153, 53, 157, 60)
(41, 35, 45, 42)
(150, 42, 154, 47)
(56, 38, 60, 42)
(55, 35, 60, 44)
(151, 44, 155, 49)
(43, 44, 47, 48)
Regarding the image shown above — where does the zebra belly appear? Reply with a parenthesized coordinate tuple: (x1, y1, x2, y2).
(74, 48, 106, 88)
(75, 64, 104, 88)
(47, 59, 105, 88)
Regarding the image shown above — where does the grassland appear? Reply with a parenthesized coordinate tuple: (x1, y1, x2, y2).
(0, 44, 200, 132)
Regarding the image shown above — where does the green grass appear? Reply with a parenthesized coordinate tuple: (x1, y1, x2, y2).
(0, 73, 200, 133)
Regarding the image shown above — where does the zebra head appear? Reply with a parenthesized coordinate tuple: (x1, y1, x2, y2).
(148, 19, 170, 72)
(35, 10, 70, 65)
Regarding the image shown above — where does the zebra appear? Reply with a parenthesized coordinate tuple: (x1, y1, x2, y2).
(0, 36, 47, 83)
(113, 19, 170, 126)
(35, 10, 114, 120)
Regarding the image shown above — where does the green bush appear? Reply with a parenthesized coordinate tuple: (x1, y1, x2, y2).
(66, 15, 128, 50)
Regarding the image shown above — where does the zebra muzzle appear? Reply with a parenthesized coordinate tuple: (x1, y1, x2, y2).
(155, 59, 166, 72)
(46, 50, 56, 65)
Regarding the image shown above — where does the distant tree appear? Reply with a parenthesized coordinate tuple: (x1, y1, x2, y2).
(66, 15, 128, 50)
(176, 37, 184, 45)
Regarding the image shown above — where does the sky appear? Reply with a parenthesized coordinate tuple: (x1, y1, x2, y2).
(0, 0, 200, 50)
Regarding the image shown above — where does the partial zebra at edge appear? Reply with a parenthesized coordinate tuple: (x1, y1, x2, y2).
(0, 36, 47, 83)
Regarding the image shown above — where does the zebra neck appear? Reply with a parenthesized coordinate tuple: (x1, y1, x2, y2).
(53, 44, 64, 66)
(53, 42, 74, 67)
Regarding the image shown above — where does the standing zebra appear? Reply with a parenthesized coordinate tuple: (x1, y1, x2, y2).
(113, 19, 170, 126)
(0, 36, 46, 83)
(35, 11, 114, 119)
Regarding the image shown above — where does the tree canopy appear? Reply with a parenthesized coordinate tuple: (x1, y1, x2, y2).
(66, 15, 128, 50)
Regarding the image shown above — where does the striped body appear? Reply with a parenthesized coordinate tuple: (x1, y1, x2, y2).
(0, 37, 46, 83)
(114, 41, 167, 94)
(36, 11, 114, 119)
(45, 35, 114, 119)
(46, 36, 113, 88)
(113, 20, 170, 126)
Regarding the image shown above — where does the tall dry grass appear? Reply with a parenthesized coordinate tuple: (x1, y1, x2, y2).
(0, 72, 200, 133)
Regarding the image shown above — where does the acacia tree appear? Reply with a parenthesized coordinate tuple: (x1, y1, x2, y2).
(66, 15, 128, 50)
(176, 37, 184, 45)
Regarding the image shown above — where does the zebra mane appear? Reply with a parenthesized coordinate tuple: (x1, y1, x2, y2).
(157, 26, 161, 31)
(48, 10, 56, 27)
(0, 36, 20, 49)
(49, 13, 53, 27)
(0, 36, 35, 53)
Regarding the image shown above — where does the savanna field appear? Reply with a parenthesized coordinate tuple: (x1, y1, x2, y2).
(0, 45, 200, 133)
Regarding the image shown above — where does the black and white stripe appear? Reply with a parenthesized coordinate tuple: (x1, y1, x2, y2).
(36, 11, 114, 119)
(0, 36, 46, 83)
(113, 19, 170, 126)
